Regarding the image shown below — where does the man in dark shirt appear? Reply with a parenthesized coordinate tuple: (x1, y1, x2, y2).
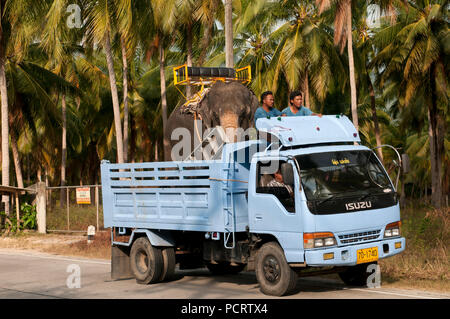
(254, 91, 282, 124)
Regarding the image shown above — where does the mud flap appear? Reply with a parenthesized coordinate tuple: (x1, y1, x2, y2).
(111, 245, 134, 280)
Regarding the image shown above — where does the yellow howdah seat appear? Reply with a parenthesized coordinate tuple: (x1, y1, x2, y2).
(174, 64, 251, 87)
(173, 64, 251, 105)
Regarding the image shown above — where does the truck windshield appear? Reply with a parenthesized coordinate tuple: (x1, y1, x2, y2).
(296, 150, 396, 214)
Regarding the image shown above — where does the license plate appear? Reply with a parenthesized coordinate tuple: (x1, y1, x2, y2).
(356, 247, 378, 264)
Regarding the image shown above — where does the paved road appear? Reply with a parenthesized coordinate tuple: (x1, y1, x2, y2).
(0, 249, 447, 299)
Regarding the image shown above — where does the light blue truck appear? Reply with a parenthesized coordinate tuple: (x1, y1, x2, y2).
(101, 115, 405, 296)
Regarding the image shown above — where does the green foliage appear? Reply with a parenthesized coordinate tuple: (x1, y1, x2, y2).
(0, 203, 37, 233)
(21, 203, 37, 229)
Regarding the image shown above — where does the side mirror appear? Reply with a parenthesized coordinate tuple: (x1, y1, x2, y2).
(281, 163, 294, 185)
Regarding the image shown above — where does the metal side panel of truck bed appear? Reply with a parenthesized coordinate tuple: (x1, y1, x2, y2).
(101, 141, 265, 233)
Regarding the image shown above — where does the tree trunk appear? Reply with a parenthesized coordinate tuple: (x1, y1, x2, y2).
(428, 107, 440, 207)
(368, 79, 383, 163)
(0, 40, 9, 215)
(225, 0, 233, 68)
(159, 44, 169, 161)
(427, 67, 443, 208)
(10, 131, 23, 189)
(121, 37, 129, 163)
(346, 1, 358, 131)
(303, 71, 310, 109)
(60, 94, 67, 208)
(186, 22, 193, 98)
(104, 30, 124, 164)
(37, 166, 42, 182)
(129, 114, 136, 163)
(27, 154, 30, 184)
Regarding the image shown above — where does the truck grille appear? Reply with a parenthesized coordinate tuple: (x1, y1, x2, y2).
(338, 230, 381, 244)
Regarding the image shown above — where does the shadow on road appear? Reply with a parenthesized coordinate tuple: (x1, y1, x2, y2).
(165, 267, 351, 295)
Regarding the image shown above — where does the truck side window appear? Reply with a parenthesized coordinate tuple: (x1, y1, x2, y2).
(256, 161, 295, 213)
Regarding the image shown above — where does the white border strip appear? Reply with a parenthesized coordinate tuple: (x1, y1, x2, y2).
(0, 251, 110, 265)
(347, 288, 442, 299)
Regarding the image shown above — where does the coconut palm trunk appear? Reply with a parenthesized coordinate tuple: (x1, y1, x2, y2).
(0, 39, 9, 215)
(303, 71, 310, 109)
(60, 93, 67, 208)
(104, 30, 124, 164)
(225, 0, 233, 68)
(186, 22, 193, 98)
(159, 44, 169, 161)
(10, 131, 23, 189)
(346, 1, 358, 131)
(121, 37, 129, 163)
(428, 65, 443, 208)
(368, 80, 383, 162)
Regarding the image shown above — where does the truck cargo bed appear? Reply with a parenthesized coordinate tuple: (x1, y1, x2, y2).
(101, 141, 264, 233)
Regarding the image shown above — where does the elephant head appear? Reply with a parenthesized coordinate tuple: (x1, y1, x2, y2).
(198, 81, 260, 142)
(164, 81, 260, 161)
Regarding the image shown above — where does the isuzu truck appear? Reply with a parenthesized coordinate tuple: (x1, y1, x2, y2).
(101, 115, 405, 296)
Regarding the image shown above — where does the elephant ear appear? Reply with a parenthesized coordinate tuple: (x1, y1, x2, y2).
(248, 90, 260, 126)
(198, 89, 215, 129)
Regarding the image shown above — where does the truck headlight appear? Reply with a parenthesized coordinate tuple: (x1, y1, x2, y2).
(303, 232, 337, 249)
(384, 221, 401, 238)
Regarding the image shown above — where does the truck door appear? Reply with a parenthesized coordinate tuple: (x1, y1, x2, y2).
(248, 160, 302, 234)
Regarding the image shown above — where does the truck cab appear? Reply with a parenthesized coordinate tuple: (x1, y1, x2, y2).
(245, 115, 405, 293)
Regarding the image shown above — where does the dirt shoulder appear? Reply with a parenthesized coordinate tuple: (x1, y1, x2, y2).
(0, 231, 111, 260)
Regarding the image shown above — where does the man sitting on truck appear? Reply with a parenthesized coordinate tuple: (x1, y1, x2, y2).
(254, 91, 283, 124)
(282, 91, 322, 117)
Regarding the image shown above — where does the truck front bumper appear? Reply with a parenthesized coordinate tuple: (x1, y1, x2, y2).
(304, 237, 405, 267)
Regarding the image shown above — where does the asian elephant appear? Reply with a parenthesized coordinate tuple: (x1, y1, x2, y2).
(164, 81, 260, 161)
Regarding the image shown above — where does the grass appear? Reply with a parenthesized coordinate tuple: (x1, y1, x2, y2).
(378, 202, 449, 292)
(46, 204, 104, 231)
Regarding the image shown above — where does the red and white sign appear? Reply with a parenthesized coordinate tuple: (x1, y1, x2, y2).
(76, 187, 91, 204)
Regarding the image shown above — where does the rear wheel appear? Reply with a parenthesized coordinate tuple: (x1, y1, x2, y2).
(339, 262, 378, 287)
(159, 247, 176, 282)
(130, 237, 163, 284)
(255, 242, 298, 296)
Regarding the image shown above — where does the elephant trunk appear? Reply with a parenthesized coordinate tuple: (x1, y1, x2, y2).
(220, 111, 239, 143)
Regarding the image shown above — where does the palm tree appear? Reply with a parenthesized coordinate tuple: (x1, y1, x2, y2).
(316, 0, 359, 129)
(0, 0, 50, 213)
(233, 0, 279, 95)
(145, 0, 177, 160)
(0, 0, 12, 214)
(263, 1, 345, 111)
(85, 0, 124, 163)
(371, 0, 449, 207)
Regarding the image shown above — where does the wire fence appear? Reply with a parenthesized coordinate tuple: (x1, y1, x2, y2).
(45, 185, 104, 233)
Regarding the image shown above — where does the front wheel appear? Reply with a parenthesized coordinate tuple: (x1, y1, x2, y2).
(339, 262, 378, 287)
(255, 242, 298, 296)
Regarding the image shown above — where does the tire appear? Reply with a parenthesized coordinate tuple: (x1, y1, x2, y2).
(206, 262, 246, 275)
(255, 242, 298, 296)
(159, 247, 176, 282)
(130, 237, 163, 284)
(339, 262, 378, 287)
